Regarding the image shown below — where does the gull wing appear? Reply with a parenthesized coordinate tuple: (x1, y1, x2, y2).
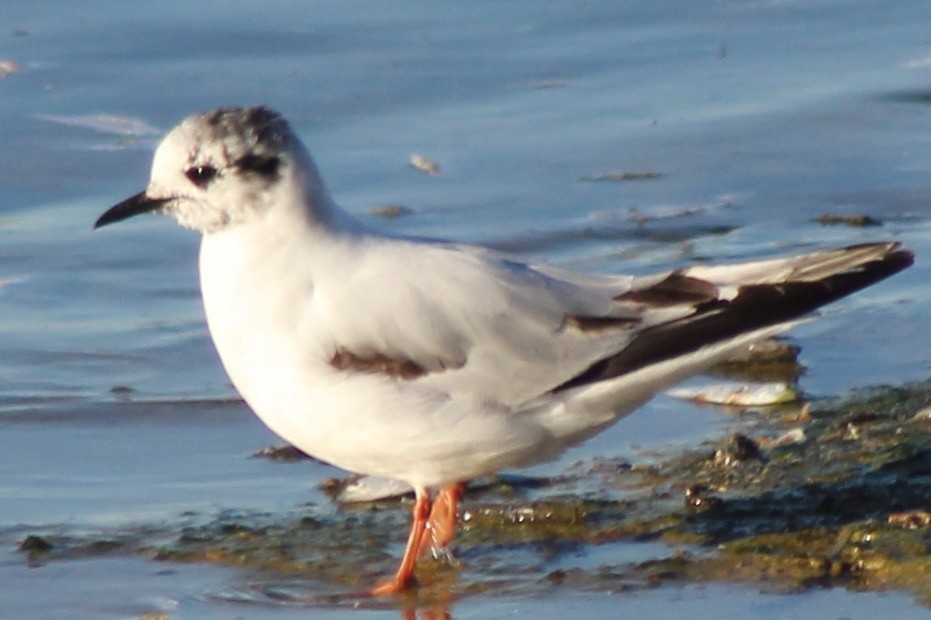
(311, 240, 912, 409)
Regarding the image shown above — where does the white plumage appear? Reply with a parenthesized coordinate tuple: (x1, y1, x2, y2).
(96, 107, 912, 594)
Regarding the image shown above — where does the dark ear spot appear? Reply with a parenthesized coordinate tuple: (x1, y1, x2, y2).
(236, 154, 281, 179)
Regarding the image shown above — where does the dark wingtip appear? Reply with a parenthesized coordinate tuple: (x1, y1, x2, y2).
(851, 243, 914, 284)
(888, 247, 915, 271)
(555, 241, 914, 393)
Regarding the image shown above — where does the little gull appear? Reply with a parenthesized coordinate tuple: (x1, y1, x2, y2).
(95, 106, 913, 595)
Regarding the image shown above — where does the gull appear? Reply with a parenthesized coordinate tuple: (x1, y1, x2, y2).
(95, 106, 913, 595)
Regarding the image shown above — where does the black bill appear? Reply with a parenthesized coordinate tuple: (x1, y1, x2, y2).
(94, 192, 170, 229)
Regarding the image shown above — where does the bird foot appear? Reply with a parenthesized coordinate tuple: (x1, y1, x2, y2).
(369, 576, 416, 597)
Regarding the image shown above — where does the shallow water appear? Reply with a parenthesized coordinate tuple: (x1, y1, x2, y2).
(1, 549, 925, 620)
(3, 0, 931, 617)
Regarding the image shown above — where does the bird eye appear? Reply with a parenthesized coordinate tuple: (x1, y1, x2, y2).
(185, 165, 219, 187)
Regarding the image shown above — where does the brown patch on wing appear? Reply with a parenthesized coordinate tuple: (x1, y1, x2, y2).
(616, 272, 718, 307)
(563, 314, 640, 332)
(330, 347, 429, 380)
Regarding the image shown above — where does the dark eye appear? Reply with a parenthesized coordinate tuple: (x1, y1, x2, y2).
(185, 165, 219, 187)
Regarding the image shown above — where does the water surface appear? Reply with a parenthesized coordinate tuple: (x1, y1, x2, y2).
(2, 0, 931, 617)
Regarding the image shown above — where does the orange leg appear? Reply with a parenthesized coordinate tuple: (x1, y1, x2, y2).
(370, 489, 432, 596)
(417, 482, 465, 558)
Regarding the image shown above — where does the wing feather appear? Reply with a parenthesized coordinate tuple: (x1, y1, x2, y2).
(312, 239, 912, 410)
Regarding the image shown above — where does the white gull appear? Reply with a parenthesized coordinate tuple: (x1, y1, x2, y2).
(95, 106, 913, 595)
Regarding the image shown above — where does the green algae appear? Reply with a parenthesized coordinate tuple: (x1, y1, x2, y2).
(16, 378, 931, 607)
